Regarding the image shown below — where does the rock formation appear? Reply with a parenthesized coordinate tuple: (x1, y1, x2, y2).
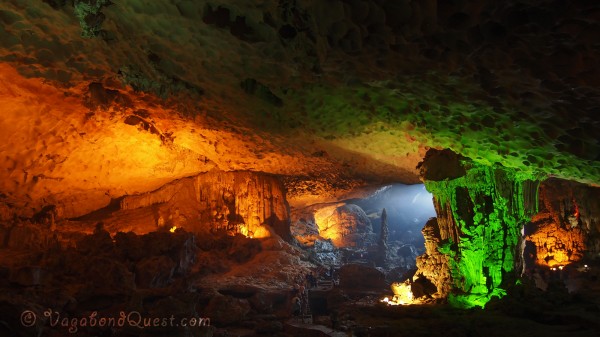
(376, 208, 389, 267)
(415, 217, 453, 299)
(313, 204, 374, 248)
(415, 149, 540, 308)
(103, 170, 292, 240)
(524, 178, 600, 268)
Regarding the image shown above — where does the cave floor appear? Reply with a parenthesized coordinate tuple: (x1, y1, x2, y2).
(336, 303, 599, 337)
(1, 228, 599, 337)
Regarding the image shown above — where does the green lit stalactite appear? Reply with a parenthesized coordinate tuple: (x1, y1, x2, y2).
(425, 164, 541, 308)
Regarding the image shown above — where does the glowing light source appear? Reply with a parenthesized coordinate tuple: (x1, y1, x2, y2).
(381, 280, 415, 306)
(169, 226, 177, 233)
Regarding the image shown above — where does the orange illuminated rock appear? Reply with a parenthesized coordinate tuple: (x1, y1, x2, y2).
(313, 204, 374, 248)
(415, 217, 452, 298)
(526, 214, 585, 267)
(96, 170, 292, 240)
(524, 178, 600, 268)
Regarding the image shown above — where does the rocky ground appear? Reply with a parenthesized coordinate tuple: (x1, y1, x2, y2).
(331, 272, 600, 337)
(1, 219, 599, 337)
(0, 221, 315, 337)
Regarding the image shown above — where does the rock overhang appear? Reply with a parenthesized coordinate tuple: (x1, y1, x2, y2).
(0, 0, 598, 216)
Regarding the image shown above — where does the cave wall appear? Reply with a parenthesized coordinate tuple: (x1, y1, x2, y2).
(119, 170, 291, 240)
(524, 178, 600, 268)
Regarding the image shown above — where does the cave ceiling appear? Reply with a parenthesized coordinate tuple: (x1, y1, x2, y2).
(0, 0, 598, 217)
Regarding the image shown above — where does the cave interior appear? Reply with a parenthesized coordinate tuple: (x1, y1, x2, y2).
(0, 0, 599, 336)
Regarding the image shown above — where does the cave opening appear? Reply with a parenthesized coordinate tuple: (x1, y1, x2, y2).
(345, 183, 436, 268)
(291, 184, 436, 256)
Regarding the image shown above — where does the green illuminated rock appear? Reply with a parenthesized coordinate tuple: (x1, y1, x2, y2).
(421, 151, 541, 308)
(73, 0, 111, 38)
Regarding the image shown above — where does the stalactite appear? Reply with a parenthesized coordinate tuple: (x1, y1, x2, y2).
(421, 162, 541, 308)
(119, 170, 291, 240)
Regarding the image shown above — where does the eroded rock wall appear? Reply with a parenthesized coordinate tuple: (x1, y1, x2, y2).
(415, 217, 452, 298)
(119, 170, 291, 240)
(524, 178, 600, 268)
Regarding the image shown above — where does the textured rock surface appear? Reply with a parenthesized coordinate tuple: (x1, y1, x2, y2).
(313, 203, 374, 248)
(524, 178, 600, 268)
(0, 225, 314, 335)
(338, 264, 387, 291)
(415, 217, 452, 298)
(416, 149, 540, 308)
(290, 217, 320, 246)
(376, 208, 389, 267)
(77, 170, 292, 240)
(0, 0, 598, 218)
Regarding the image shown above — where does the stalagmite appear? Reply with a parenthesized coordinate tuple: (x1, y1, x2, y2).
(377, 208, 389, 267)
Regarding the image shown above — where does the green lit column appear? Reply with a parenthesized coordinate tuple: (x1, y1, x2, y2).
(421, 152, 540, 308)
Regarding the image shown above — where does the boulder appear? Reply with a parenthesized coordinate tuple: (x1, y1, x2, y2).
(338, 264, 386, 291)
(316, 204, 374, 248)
(82, 256, 136, 291)
(76, 227, 114, 256)
(291, 218, 320, 246)
(248, 290, 289, 316)
(203, 295, 251, 326)
(9, 266, 44, 286)
(227, 234, 262, 263)
(135, 255, 176, 288)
